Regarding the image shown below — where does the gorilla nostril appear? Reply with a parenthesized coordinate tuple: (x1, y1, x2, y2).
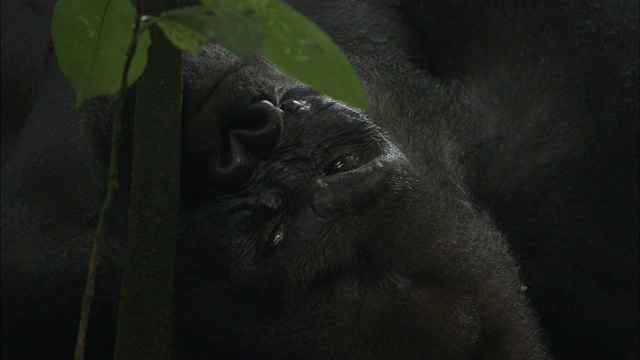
(232, 100, 284, 159)
(207, 138, 257, 190)
(207, 100, 284, 191)
(280, 99, 307, 113)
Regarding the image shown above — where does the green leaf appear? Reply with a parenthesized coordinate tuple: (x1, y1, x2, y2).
(200, 0, 371, 114)
(51, 0, 151, 107)
(153, 6, 266, 61)
(151, 14, 209, 59)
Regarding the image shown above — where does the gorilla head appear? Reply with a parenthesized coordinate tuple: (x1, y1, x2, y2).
(154, 49, 549, 359)
(0, 35, 551, 356)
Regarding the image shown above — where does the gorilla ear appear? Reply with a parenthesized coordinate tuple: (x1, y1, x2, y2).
(207, 100, 283, 191)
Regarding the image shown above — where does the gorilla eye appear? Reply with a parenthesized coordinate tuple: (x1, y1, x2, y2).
(325, 153, 359, 175)
(264, 223, 285, 255)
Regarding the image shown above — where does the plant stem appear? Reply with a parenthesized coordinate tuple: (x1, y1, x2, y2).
(73, 11, 144, 360)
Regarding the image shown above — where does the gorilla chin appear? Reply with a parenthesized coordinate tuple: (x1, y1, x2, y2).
(172, 55, 550, 359)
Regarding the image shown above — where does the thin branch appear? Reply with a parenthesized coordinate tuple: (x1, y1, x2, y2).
(73, 11, 145, 360)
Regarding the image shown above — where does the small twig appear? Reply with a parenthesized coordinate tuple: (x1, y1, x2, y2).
(73, 12, 146, 360)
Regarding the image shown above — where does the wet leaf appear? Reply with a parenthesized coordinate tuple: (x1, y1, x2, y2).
(188, 0, 371, 113)
(154, 6, 265, 60)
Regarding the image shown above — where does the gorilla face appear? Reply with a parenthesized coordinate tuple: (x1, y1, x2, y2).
(161, 50, 548, 359)
(182, 88, 408, 288)
(179, 54, 411, 279)
(184, 95, 407, 272)
(177, 93, 419, 357)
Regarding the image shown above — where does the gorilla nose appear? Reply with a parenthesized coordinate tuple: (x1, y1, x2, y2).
(181, 48, 295, 193)
(206, 100, 283, 189)
(184, 99, 284, 193)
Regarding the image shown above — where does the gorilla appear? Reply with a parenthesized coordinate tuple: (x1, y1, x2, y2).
(1, 0, 638, 359)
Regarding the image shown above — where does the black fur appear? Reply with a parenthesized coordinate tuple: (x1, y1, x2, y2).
(1, 0, 637, 359)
